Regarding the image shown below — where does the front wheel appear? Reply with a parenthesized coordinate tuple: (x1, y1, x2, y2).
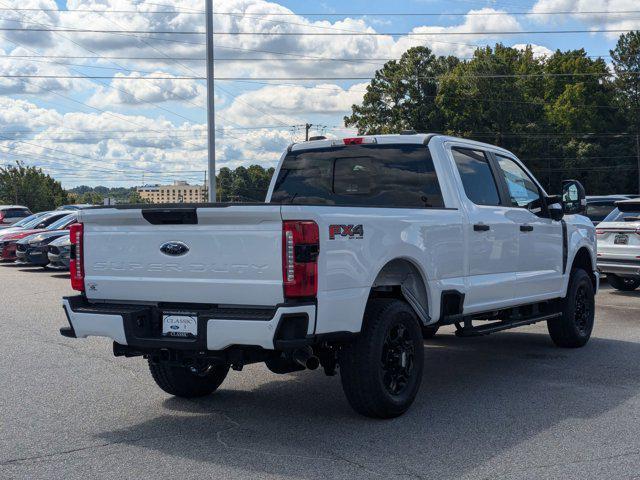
(148, 360, 229, 398)
(547, 268, 595, 348)
(607, 274, 640, 291)
(339, 298, 424, 418)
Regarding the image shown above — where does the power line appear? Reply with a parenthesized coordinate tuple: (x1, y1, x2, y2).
(0, 27, 637, 36)
(3, 7, 640, 16)
(8, 54, 616, 62)
(207, 29, 640, 36)
(1, 71, 635, 80)
(0, 27, 205, 34)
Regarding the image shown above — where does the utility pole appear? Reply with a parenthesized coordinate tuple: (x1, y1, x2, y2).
(205, 0, 216, 202)
(203, 169, 207, 202)
(305, 123, 312, 141)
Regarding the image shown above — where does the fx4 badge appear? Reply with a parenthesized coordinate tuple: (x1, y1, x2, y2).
(329, 224, 364, 240)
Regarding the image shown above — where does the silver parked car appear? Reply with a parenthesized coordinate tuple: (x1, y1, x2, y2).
(47, 234, 71, 270)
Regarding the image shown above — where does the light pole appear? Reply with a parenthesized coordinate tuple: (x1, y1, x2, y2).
(205, 0, 216, 202)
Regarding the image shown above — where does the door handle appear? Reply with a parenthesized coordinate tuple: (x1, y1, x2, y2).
(520, 225, 534, 232)
(473, 224, 490, 232)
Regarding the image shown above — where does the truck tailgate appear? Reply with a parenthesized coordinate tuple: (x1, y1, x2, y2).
(80, 205, 284, 306)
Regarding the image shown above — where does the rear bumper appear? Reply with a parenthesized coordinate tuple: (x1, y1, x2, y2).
(61, 295, 317, 352)
(597, 258, 640, 276)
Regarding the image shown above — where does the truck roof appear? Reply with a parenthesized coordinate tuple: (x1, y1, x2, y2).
(290, 133, 515, 156)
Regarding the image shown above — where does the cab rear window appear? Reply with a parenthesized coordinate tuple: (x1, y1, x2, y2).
(270, 144, 444, 208)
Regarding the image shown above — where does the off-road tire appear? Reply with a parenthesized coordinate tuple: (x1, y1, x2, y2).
(547, 268, 595, 348)
(421, 325, 439, 339)
(148, 360, 229, 398)
(607, 274, 640, 291)
(339, 298, 424, 418)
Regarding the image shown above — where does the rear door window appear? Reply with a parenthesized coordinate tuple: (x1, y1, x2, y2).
(271, 144, 444, 208)
(451, 148, 501, 206)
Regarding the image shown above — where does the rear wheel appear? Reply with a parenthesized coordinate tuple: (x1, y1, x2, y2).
(607, 274, 640, 291)
(547, 268, 595, 348)
(339, 298, 424, 418)
(148, 360, 229, 398)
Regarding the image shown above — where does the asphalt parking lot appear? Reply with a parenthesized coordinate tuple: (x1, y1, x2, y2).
(1, 266, 640, 480)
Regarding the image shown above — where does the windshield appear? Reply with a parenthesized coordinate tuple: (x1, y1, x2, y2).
(21, 214, 53, 229)
(270, 144, 444, 208)
(12, 213, 43, 227)
(603, 207, 640, 222)
(46, 214, 76, 230)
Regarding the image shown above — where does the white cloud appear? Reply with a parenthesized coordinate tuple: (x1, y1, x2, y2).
(391, 8, 523, 58)
(0, 0, 571, 187)
(87, 72, 207, 107)
(0, 47, 77, 95)
(0, 96, 291, 186)
(530, 0, 640, 37)
(220, 83, 367, 126)
(512, 43, 555, 58)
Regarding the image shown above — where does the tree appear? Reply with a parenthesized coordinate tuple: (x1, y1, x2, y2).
(436, 44, 545, 146)
(611, 31, 640, 131)
(216, 165, 274, 202)
(345, 47, 458, 134)
(611, 31, 640, 192)
(344, 36, 639, 195)
(0, 161, 68, 211)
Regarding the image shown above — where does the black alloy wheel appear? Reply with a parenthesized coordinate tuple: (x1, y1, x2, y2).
(381, 323, 416, 395)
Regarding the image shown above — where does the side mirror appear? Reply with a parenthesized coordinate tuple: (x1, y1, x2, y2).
(562, 179, 586, 215)
(547, 201, 564, 221)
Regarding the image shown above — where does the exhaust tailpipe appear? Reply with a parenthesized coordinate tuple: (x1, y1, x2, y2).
(292, 346, 320, 370)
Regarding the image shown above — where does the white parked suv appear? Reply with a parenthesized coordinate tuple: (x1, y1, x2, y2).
(60, 134, 598, 418)
(596, 199, 640, 291)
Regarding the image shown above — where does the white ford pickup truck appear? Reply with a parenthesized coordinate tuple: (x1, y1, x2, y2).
(60, 134, 598, 418)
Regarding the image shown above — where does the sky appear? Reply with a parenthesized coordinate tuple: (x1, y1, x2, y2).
(0, 0, 638, 188)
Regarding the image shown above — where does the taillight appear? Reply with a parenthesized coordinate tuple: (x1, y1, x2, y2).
(0, 212, 5, 224)
(69, 223, 84, 291)
(282, 221, 319, 298)
(596, 229, 604, 235)
(340, 137, 377, 145)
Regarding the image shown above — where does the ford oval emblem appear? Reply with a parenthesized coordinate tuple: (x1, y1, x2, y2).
(160, 241, 189, 257)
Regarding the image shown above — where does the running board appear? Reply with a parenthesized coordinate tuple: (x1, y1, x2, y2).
(455, 312, 562, 337)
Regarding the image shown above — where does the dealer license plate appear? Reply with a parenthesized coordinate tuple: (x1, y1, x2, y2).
(162, 314, 198, 338)
(614, 234, 629, 245)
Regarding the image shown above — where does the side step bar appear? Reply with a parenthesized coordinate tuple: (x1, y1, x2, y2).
(455, 312, 562, 337)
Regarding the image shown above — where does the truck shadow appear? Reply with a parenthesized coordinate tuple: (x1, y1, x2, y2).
(95, 330, 640, 478)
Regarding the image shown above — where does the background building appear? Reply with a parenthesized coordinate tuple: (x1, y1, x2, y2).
(137, 181, 206, 204)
